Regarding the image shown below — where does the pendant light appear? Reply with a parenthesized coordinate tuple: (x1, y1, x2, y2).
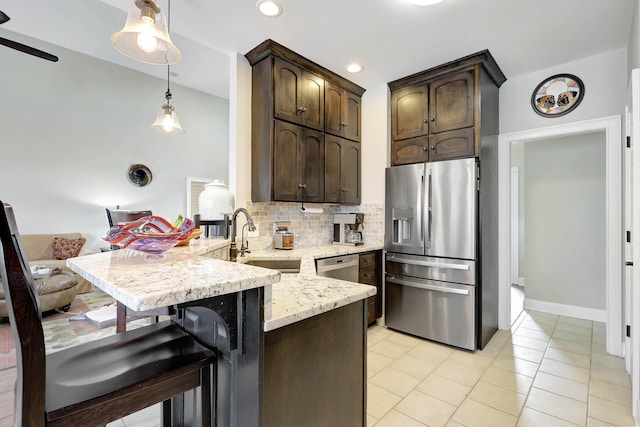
(111, 0, 181, 65)
(151, 65, 185, 133)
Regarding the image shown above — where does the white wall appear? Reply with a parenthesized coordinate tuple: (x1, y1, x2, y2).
(500, 49, 627, 135)
(361, 83, 389, 204)
(629, 0, 640, 73)
(523, 132, 606, 309)
(0, 36, 229, 251)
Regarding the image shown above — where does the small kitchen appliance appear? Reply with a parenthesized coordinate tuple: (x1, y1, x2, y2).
(273, 222, 294, 250)
(333, 213, 364, 246)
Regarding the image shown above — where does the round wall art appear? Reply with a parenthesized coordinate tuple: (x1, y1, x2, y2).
(127, 164, 152, 187)
(531, 73, 584, 118)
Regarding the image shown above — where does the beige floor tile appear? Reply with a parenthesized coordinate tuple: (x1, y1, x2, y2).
(445, 421, 467, 427)
(592, 322, 606, 333)
(527, 311, 559, 325)
(543, 347, 591, 369)
(591, 333, 605, 345)
(557, 316, 592, 329)
(502, 343, 545, 364)
(389, 354, 437, 380)
(590, 352, 626, 372)
(552, 329, 592, 346)
(492, 354, 540, 377)
(589, 378, 632, 408)
(555, 322, 592, 337)
(468, 380, 526, 416)
(517, 407, 583, 427)
(520, 319, 556, 335)
(586, 416, 612, 426)
(587, 396, 635, 427)
(394, 390, 456, 427)
(483, 329, 512, 349)
(385, 331, 426, 349)
(374, 409, 427, 427)
(367, 383, 402, 420)
(511, 335, 550, 352)
(367, 413, 378, 427)
(539, 358, 590, 384)
(448, 350, 495, 369)
(452, 398, 517, 427)
(513, 327, 551, 342)
(368, 326, 393, 347)
(434, 359, 486, 387)
(369, 366, 421, 397)
(480, 365, 533, 395)
(407, 342, 454, 365)
(590, 366, 632, 389)
(368, 350, 395, 373)
(525, 388, 587, 426)
(370, 339, 412, 359)
(533, 372, 588, 402)
(549, 337, 591, 356)
(368, 370, 376, 379)
(416, 373, 471, 406)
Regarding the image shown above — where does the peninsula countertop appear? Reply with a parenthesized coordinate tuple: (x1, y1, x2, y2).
(67, 238, 381, 332)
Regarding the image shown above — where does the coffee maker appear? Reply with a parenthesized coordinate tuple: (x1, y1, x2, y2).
(333, 213, 364, 246)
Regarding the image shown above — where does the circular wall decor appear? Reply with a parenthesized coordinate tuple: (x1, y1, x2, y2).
(127, 164, 152, 187)
(531, 73, 584, 118)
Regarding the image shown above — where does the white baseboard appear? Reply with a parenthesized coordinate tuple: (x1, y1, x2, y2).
(523, 298, 606, 323)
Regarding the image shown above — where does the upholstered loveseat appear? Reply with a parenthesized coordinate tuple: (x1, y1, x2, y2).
(0, 233, 93, 318)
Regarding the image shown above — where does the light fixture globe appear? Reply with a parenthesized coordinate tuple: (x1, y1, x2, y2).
(111, 0, 182, 65)
(151, 90, 185, 134)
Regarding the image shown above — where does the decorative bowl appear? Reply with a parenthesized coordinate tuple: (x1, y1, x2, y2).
(175, 228, 203, 246)
(104, 215, 194, 256)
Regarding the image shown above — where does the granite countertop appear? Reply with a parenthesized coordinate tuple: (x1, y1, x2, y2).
(68, 238, 382, 332)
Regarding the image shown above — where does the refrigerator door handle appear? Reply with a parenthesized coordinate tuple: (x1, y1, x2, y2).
(386, 276, 470, 295)
(386, 254, 470, 270)
(425, 169, 432, 249)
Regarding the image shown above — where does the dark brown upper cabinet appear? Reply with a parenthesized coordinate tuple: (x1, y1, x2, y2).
(246, 39, 365, 203)
(274, 58, 324, 131)
(325, 82, 362, 142)
(325, 134, 360, 205)
(389, 50, 506, 166)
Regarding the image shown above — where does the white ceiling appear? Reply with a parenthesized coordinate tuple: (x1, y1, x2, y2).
(0, 0, 635, 100)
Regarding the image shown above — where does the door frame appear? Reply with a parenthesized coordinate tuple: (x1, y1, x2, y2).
(498, 115, 622, 357)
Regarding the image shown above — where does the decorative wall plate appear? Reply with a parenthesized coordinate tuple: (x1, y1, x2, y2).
(531, 74, 584, 117)
(127, 164, 152, 187)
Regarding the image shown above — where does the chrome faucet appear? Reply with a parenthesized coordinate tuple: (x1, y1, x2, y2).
(229, 208, 256, 262)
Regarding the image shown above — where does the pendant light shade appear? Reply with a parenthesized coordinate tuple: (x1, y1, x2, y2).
(151, 86, 185, 134)
(111, 0, 181, 65)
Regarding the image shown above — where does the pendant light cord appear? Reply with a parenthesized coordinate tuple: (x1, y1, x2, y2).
(166, 0, 172, 97)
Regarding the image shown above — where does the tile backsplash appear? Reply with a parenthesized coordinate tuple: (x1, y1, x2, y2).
(246, 202, 384, 250)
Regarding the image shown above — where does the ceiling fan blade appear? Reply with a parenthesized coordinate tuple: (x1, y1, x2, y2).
(0, 11, 9, 25)
(0, 36, 58, 62)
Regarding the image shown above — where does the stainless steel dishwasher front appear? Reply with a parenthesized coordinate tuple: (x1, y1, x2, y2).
(315, 254, 359, 282)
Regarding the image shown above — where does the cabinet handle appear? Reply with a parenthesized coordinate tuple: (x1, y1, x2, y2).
(423, 146, 427, 151)
(430, 146, 435, 150)
(297, 107, 307, 112)
(341, 122, 349, 127)
(341, 188, 348, 192)
(423, 119, 428, 123)
(430, 117, 435, 122)
(298, 184, 307, 189)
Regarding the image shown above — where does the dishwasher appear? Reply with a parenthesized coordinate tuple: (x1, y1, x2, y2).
(315, 254, 359, 282)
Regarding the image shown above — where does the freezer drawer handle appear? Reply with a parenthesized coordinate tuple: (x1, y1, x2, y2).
(316, 259, 359, 273)
(386, 276, 470, 295)
(386, 255, 470, 271)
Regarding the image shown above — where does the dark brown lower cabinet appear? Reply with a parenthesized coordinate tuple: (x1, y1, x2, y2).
(263, 301, 366, 427)
(358, 251, 382, 325)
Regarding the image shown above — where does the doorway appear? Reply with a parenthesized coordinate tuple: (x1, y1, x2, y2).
(498, 116, 623, 357)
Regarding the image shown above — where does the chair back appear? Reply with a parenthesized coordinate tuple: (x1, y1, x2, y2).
(105, 209, 153, 227)
(0, 202, 46, 425)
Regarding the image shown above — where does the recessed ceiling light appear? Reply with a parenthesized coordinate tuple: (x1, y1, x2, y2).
(256, 0, 283, 17)
(346, 63, 364, 73)
(409, 0, 444, 5)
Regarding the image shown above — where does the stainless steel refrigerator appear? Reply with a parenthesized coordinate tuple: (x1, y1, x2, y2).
(384, 157, 496, 351)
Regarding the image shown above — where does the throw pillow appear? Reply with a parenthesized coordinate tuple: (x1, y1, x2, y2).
(52, 237, 86, 260)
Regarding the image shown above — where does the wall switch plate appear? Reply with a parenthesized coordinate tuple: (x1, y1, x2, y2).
(248, 224, 260, 237)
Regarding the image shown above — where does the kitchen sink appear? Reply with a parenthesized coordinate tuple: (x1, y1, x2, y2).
(244, 258, 301, 273)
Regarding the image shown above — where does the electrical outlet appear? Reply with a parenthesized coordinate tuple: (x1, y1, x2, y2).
(248, 224, 260, 237)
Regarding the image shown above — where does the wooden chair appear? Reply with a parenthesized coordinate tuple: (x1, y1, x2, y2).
(1, 202, 215, 427)
(105, 208, 170, 332)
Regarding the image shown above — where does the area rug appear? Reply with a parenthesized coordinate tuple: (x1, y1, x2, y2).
(0, 290, 150, 371)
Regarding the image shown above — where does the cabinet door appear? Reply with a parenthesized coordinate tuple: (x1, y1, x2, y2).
(274, 58, 324, 131)
(429, 70, 475, 134)
(391, 136, 429, 166)
(429, 128, 475, 161)
(324, 135, 361, 204)
(300, 128, 325, 202)
(273, 121, 302, 201)
(325, 83, 362, 142)
(391, 84, 428, 141)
